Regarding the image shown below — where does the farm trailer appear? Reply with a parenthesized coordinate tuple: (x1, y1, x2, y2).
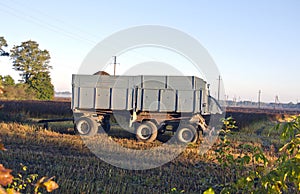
(72, 74, 222, 143)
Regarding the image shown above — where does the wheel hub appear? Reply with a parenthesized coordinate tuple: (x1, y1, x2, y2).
(78, 121, 90, 134)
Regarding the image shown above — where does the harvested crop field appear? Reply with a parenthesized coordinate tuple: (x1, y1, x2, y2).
(0, 100, 299, 193)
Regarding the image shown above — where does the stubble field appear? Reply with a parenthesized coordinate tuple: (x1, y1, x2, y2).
(0, 100, 298, 193)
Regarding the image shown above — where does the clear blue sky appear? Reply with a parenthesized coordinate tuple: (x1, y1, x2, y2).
(0, 0, 299, 103)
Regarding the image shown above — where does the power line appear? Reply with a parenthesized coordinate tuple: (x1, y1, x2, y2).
(0, 2, 96, 45)
(9, 0, 102, 41)
(0, 1, 209, 80)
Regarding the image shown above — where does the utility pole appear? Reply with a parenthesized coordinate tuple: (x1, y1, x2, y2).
(258, 90, 261, 109)
(275, 95, 279, 104)
(113, 56, 117, 76)
(217, 75, 221, 101)
(274, 95, 279, 109)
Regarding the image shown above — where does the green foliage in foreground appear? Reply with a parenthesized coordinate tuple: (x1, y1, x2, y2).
(217, 115, 300, 193)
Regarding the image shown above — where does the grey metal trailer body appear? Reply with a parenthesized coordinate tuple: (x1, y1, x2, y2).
(72, 74, 221, 143)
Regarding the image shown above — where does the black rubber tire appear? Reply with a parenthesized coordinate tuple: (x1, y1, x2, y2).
(176, 124, 198, 143)
(75, 117, 98, 136)
(101, 116, 111, 133)
(102, 122, 111, 133)
(135, 121, 158, 142)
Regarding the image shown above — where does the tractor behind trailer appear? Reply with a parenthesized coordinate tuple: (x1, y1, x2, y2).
(72, 74, 222, 143)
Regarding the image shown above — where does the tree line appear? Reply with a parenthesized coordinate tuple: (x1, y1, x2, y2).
(0, 36, 54, 100)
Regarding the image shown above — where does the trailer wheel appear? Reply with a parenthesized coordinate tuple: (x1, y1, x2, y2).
(75, 117, 98, 136)
(176, 124, 198, 143)
(135, 121, 158, 142)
